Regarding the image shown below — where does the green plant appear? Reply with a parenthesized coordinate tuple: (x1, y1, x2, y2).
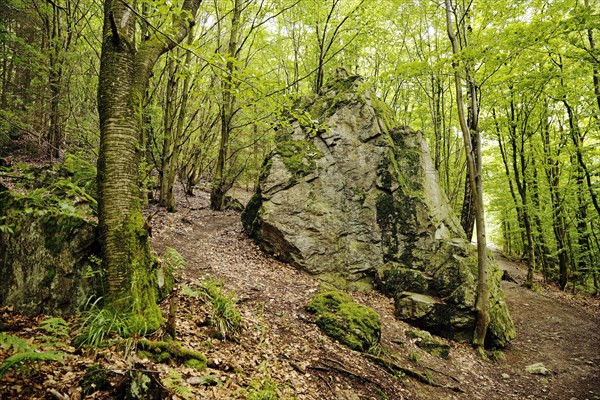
(162, 247, 186, 271)
(245, 376, 282, 400)
(199, 280, 243, 341)
(0, 216, 14, 234)
(40, 317, 70, 338)
(408, 351, 421, 363)
(490, 349, 506, 362)
(75, 298, 145, 348)
(162, 369, 191, 399)
(0, 333, 65, 378)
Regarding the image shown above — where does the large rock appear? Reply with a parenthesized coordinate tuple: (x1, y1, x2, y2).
(0, 180, 100, 315)
(242, 74, 515, 347)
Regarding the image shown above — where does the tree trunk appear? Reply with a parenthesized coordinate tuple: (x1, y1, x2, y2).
(445, 0, 489, 348)
(159, 58, 178, 211)
(211, 0, 242, 211)
(160, 26, 196, 212)
(460, 173, 475, 241)
(97, 0, 200, 329)
(541, 114, 569, 289)
(531, 157, 552, 282)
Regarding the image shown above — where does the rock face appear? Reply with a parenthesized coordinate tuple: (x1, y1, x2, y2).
(242, 74, 516, 346)
(0, 182, 99, 315)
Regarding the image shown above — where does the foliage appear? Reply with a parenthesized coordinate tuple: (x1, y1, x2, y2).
(408, 351, 421, 364)
(245, 376, 283, 400)
(75, 299, 144, 348)
(199, 280, 243, 341)
(182, 279, 243, 340)
(162, 369, 192, 400)
(62, 152, 98, 198)
(243, 361, 286, 400)
(162, 247, 187, 271)
(0, 320, 67, 378)
(0, 216, 14, 235)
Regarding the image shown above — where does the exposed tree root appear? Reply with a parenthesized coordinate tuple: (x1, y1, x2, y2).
(137, 339, 206, 365)
(364, 353, 465, 393)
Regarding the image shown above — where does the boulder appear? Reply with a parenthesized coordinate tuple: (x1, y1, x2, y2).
(307, 290, 381, 352)
(0, 180, 100, 315)
(242, 73, 515, 347)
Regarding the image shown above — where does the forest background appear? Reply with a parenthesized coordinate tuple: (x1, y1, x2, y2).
(0, 0, 598, 295)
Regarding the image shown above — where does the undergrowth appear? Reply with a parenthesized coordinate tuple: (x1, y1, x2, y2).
(75, 298, 148, 349)
(0, 317, 68, 378)
(183, 279, 243, 341)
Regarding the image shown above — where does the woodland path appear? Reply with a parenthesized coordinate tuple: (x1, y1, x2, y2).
(496, 257, 600, 400)
(149, 188, 600, 400)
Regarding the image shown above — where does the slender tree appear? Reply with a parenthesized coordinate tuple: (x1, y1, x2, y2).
(445, 0, 489, 348)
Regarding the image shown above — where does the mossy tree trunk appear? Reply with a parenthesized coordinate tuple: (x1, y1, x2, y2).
(97, 0, 200, 329)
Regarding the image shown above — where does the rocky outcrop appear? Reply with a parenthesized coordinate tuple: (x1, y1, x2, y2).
(0, 177, 100, 315)
(242, 74, 515, 346)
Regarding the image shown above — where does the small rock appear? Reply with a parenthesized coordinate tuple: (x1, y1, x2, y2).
(501, 373, 510, 379)
(525, 362, 550, 376)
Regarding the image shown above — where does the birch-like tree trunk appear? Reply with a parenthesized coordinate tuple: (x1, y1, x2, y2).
(445, 0, 489, 348)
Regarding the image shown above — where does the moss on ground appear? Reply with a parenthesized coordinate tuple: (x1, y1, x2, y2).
(138, 339, 207, 369)
(307, 290, 381, 352)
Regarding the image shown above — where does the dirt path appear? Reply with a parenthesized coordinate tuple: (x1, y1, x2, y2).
(148, 189, 600, 399)
(496, 258, 600, 400)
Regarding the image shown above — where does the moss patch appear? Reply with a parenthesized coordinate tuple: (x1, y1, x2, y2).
(376, 263, 429, 295)
(406, 329, 451, 359)
(307, 291, 381, 352)
(138, 339, 207, 369)
(275, 136, 322, 178)
(110, 212, 162, 333)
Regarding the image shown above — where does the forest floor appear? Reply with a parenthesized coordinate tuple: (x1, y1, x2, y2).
(1, 186, 599, 399)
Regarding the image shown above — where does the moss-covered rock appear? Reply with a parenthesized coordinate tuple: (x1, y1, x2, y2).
(275, 135, 322, 179)
(307, 291, 381, 352)
(0, 169, 100, 315)
(406, 329, 451, 359)
(376, 263, 430, 294)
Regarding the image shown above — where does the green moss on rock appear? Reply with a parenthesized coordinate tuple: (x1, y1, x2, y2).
(307, 290, 381, 352)
(406, 329, 450, 359)
(377, 263, 429, 295)
(275, 137, 322, 178)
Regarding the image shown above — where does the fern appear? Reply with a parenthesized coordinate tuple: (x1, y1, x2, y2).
(181, 284, 201, 297)
(163, 369, 191, 399)
(40, 317, 70, 338)
(0, 333, 30, 353)
(0, 350, 64, 378)
(162, 247, 186, 272)
(0, 333, 65, 378)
